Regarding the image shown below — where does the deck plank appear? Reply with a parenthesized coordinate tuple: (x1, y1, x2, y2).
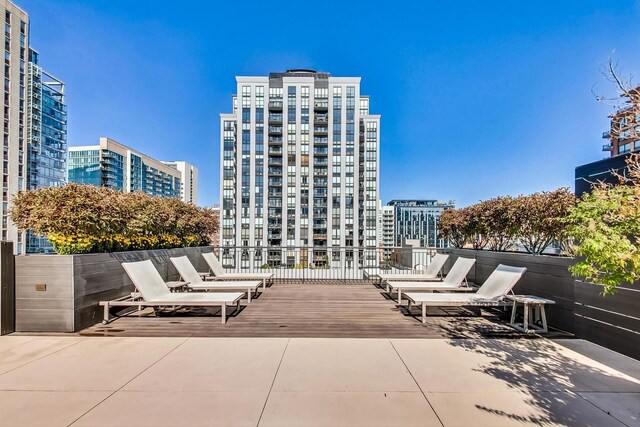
(79, 281, 555, 338)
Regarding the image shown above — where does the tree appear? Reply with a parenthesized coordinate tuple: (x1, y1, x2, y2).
(567, 155, 640, 295)
(593, 58, 640, 153)
(514, 189, 575, 255)
(439, 209, 467, 248)
(462, 204, 490, 250)
(481, 196, 518, 251)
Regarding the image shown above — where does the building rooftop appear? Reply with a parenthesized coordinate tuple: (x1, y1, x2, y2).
(387, 199, 454, 207)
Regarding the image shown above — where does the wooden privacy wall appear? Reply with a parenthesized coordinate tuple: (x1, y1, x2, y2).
(441, 248, 640, 360)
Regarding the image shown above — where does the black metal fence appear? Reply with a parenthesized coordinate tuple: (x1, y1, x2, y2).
(213, 245, 441, 282)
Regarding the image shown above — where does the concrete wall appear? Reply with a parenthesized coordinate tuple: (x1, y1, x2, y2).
(441, 248, 640, 360)
(15, 246, 215, 332)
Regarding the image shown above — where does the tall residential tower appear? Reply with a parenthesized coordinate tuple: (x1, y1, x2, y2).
(220, 70, 380, 268)
(1, 1, 28, 253)
(25, 48, 67, 253)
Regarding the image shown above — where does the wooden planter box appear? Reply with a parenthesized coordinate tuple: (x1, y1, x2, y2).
(15, 246, 215, 332)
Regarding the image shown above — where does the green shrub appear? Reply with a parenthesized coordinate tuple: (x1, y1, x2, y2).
(10, 184, 219, 254)
(439, 188, 575, 254)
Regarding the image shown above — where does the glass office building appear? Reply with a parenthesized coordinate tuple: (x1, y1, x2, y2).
(25, 48, 68, 253)
(68, 138, 182, 199)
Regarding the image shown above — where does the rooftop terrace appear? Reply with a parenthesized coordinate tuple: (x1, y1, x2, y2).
(4, 251, 640, 426)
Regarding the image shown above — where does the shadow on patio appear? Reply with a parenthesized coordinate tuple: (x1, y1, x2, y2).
(427, 337, 640, 426)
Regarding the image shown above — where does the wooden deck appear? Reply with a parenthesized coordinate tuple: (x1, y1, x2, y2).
(79, 281, 555, 338)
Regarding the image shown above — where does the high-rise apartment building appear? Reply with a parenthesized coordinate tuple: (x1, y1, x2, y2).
(68, 137, 182, 199)
(388, 200, 454, 248)
(162, 160, 198, 205)
(602, 86, 640, 156)
(220, 69, 380, 268)
(25, 48, 67, 253)
(1, 1, 29, 254)
(380, 204, 395, 258)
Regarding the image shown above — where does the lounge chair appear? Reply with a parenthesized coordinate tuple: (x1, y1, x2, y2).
(170, 255, 262, 303)
(404, 264, 527, 323)
(378, 253, 449, 292)
(99, 260, 244, 325)
(202, 252, 274, 289)
(386, 256, 476, 304)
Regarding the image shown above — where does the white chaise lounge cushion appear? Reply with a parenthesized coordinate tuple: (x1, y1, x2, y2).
(122, 259, 244, 304)
(170, 255, 206, 285)
(202, 252, 274, 280)
(387, 257, 476, 291)
(405, 264, 527, 305)
(122, 259, 172, 301)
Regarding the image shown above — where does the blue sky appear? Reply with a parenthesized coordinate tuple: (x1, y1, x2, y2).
(18, 0, 640, 207)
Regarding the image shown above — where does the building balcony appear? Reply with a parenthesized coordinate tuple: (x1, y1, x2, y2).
(602, 143, 613, 152)
(314, 101, 328, 111)
(268, 126, 283, 134)
(314, 114, 328, 123)
(602, 131, 611, 139)
(268, 100, 283, 110)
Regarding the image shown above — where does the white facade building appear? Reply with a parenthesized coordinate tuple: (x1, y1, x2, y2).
(163, 161, 199, 205)
(1, 1, 29, 253)
(380, 204, 395, 258)
(220, 70, 380, 268)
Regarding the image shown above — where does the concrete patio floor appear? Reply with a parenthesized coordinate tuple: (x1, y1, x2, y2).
(0, 336, 639, 426)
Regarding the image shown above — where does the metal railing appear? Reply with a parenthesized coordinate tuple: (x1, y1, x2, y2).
(212, 245, 442, 283)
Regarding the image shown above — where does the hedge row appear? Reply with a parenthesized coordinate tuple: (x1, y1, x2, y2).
(439, 188, 575, 254)
(10, 184, 218, 254)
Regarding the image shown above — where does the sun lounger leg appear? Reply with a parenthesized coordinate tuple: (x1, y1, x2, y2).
(523, 303, 529, 333)
(397, 288, 402, 304)
(407, 299, 412, 311)
(262, 278, 266, 290)
(247, 289, 252, 303)
(540, 305, 548, 333)
(102, 302, 111, 324)
(385, 282, 389, 293)
(221, 304, 227, 324)
(510, 302, 517, 326)
(422, 302, 426, 324)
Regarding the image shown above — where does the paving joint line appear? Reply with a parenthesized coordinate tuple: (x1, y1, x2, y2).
(0, 336, 89, 377)
(67, 337, 190, 427)
(389, 339, 445, 427)
(575, 391, 631, 427)
(256, 338, 290, 427)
